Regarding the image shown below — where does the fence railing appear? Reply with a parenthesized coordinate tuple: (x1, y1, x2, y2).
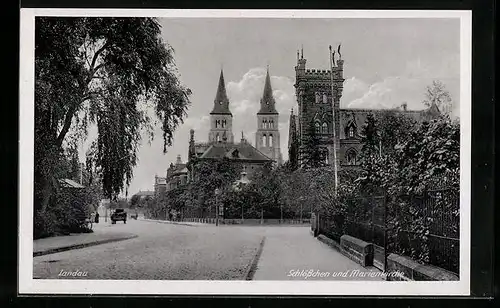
(316, 187, 460, 274)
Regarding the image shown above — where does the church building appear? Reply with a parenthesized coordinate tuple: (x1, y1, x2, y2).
(187, 68, 283, 180)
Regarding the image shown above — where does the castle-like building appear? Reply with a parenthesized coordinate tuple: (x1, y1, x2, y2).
(288, 48, 441, 169)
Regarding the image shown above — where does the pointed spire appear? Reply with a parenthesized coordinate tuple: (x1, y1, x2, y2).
(258, 67, 278, 114)
(210, 69, 231, 115)
(301, 45, 304, 59)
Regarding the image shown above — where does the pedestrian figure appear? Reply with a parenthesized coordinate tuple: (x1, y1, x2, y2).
(95, 212, 100, 223)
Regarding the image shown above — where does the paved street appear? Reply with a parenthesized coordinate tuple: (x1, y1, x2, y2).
(34, 219, 383, 280)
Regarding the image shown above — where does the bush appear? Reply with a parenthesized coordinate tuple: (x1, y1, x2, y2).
(34, 187, 94, 238)
(34, 209, 57, 239)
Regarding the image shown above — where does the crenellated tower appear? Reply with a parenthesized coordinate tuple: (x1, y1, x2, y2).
(293, 46, 345, 167)
(255, 67, 282, 164)
(209, 69, 234, 143)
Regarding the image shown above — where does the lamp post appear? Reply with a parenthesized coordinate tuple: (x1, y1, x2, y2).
(215, 188, 221, 226)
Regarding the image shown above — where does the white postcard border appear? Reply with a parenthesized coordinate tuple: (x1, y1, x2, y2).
(19, 9, 472, 295)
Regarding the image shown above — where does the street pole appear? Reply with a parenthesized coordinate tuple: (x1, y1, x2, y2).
(329, 45, 339, 197)
(215, 189, 219, 227)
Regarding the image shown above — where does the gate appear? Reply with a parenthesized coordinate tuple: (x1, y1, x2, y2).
(343, 193, 388, 271)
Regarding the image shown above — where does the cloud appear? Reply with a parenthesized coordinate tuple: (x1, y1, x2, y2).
(226, 67, 295, 161)
(343, 55, 460, 117)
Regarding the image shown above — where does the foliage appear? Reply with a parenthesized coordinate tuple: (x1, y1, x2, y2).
(423, 80, 453, 116)
(34, 16, 192, 229)
(300, 120, 325, 169)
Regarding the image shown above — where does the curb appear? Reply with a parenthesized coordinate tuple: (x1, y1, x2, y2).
(33, 234, 138, 257)
(245, 236, 266, 281)
(140, 219, 198, 227)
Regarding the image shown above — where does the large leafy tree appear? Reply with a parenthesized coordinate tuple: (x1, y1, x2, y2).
(35, 17, 191, 214)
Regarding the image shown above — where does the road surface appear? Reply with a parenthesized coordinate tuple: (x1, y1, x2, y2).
(33, 219, 383, 280)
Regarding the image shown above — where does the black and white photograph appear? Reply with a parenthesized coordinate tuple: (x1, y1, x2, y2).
(19, 9, 471, 295)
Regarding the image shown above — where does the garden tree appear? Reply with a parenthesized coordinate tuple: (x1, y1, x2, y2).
(35, 17, 191, 218)
(287, 131, 299, 171)
(189, 159, 241, 217)
(424, 80, 453, 116)
(248, 161, 286, 219)
(393, 117, 460, 194)
(378, 110, 417, 156)
(357, 113, 382, 190)
(129, 194, 140, 210)
(300, 120, 325, 169)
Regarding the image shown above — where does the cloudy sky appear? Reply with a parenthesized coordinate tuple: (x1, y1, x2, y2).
(80, 17, 461, 196)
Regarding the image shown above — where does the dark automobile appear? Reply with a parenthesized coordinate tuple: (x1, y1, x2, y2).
(111, 209, 127, 224)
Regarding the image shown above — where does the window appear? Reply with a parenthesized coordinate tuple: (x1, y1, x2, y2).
(346, 149, 357, 165)
(215, 120, 220, 128)
(269, 134, 273, 147)
(222, 119, 227, 128)
(263, 119, 267, 129)
(216, 134, 220, 142)
(269, 119, 274, 128)
(323, 93, 328, 104)
(315, 122, 320, 134)
(323, 148, 329, 164)
(315, 92, 320, 104)
(322, 122, 328, 134)
(349, 127, 355, 138)
(261, 134, 266, 146)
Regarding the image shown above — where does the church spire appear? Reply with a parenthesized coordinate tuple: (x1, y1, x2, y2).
(210, 69, 232, 115)
(258, 67, 278, 114)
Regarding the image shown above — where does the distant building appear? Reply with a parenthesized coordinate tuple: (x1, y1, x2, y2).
(166, 155, 188, 191)
(134, 190, 154, 200)
(154, 175, 167, 198)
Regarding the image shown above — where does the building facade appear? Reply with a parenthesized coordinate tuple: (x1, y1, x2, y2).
(289, 47, 441, 169)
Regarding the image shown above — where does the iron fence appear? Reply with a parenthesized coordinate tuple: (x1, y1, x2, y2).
(316, 187, 459, 274)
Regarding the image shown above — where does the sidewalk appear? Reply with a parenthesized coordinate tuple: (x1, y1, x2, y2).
(252, 226, 384, 281)
(33, 224, 138, 257)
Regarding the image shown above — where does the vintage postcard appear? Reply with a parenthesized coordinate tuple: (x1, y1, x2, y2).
(19, 9, 471, 295)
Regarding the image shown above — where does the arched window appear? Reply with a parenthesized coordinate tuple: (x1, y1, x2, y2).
(261, 134, 266, 146)
(215, 120, 220, 128)
(322, 122, 328, 134)
(315, 92, 320, 104)
(263, 119, 267, 129)
(269, 134, 273, 147)
(315, 122, 320, 134)
(323, 93, 328, 104)
(269, 119, 274, 128)
(346, 123, 357, 138)
(323, 148, 329, 164)
(346, 149, 357, 165)
(222, 119, 226, 128)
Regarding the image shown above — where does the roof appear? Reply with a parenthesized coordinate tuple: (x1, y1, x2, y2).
(338, 105, 441, 139)
(58, 178, 85, 189)
(210, 69, 232, 115)
(257, 68, 278, 114)
(197, 141, 272, 162)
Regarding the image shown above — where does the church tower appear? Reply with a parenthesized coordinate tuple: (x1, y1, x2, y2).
(255, 67, 282, 164)
(209, 69, 234, 143)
